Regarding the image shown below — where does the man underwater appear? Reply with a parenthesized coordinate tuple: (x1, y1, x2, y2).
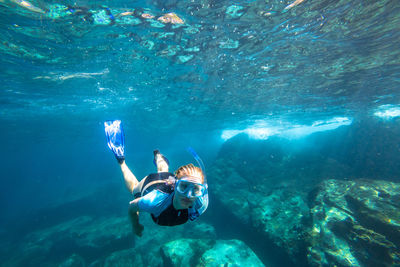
(104, 120, 209, 236)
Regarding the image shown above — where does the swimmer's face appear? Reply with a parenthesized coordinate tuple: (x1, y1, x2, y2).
(174, 176, 203, 209)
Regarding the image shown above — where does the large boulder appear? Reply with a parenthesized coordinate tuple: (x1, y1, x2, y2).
(133, 217, 217, 266)
(211, 157, 310, 262)
(160, 238, 214, 267)
(160, 238, 264, 267)
(307, 179, 400, 266)
(199, 239, 265, 266)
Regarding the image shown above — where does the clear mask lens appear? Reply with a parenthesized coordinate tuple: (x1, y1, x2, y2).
(176, 180, 205, 198)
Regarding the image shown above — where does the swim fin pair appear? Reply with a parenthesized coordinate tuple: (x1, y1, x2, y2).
(104, 120, 125, 163)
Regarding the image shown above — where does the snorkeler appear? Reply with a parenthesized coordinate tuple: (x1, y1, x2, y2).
(104, 120, 209, 237)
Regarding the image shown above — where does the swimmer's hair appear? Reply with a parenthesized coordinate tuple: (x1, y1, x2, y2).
(175, 163, 204, 183)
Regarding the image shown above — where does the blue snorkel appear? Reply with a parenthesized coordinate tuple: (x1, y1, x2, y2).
(187, 147, 207, 185)
(186, 147, 209, 215)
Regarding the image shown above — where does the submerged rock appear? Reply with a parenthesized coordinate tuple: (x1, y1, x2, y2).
(200, 239, 264, 267)
(177, 54, 194, 63)
(219, 38, 239, 49)
(103, 248, 143, 266)
(3, 212, 217, 267)
(158, 13, 185, 24)
(160, 238, 214, 266)
(161, 238, 264, 267)
(1, 177, 217, 267)
(115, 16, 142, 25)
(307, 179, 400, 266)
(58, 254, 85, 267)
(92, 10, 113, 25)
(133, 217, 217, 266)
(225, 5, 245, 18)
(2, 215, 132, 266)
(211, 158, 310, 263)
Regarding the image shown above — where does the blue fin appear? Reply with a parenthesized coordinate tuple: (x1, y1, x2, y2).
(104, 120, 125, 163)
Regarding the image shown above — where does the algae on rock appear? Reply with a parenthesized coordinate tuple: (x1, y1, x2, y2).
(307, 179, 400, 266)
(161, 238, 264, 267)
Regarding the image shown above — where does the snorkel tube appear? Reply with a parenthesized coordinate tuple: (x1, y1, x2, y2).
(187, 147, 207, 185)
(187, 147, 209, 215)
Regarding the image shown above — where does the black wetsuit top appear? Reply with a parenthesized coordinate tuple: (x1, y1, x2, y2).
(136, 172, 189, 226)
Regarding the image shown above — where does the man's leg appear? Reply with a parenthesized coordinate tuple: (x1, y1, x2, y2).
(119, 161, 139, 194)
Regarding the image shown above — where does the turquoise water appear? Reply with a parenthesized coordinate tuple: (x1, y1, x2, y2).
(1, 0, 400, 266)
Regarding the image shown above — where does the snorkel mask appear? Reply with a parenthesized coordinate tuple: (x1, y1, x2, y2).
(174, 147, 208, 199)
(175, 178, 206, 198)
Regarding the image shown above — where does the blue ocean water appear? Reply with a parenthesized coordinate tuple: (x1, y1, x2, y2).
(1, 0, 400, 266)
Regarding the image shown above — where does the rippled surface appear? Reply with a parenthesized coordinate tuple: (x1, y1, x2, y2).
(1, 0, 400, 131)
